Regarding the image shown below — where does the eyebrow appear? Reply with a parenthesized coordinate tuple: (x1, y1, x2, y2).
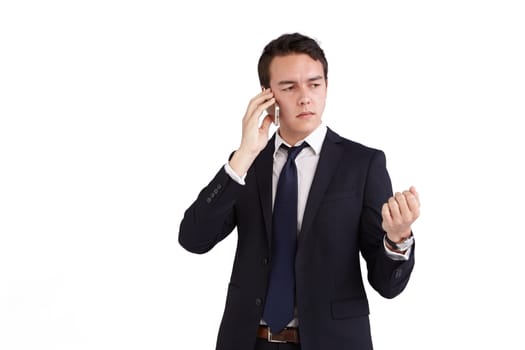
(277, 75, 324, 86)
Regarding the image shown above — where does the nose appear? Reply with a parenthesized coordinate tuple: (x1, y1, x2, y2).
(297, 86, 311, 106)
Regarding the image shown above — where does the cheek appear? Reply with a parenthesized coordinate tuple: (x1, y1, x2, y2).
(273, 97, 291, 113)
(280, 104, 296, 119)
(314, 92, 327, 107)
(314, 88, 327, 99)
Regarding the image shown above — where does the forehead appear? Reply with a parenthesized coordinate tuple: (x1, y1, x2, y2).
(269, 54, 324, 82)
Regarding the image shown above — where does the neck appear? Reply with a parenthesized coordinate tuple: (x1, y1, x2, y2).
(278, 124, 320, 146)
(279, 135, 304, 147)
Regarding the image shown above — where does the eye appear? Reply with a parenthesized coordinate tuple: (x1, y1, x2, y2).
(281, 86, 294, 92)
(311, 83, 321, 88)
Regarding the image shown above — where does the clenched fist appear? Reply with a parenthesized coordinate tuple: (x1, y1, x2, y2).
(381, 186, 420, 244)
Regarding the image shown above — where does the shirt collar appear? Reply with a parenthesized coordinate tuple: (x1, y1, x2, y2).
(273, 122, 327, 159)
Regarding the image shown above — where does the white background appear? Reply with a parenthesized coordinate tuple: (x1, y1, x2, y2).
(1, 1, 524, 349)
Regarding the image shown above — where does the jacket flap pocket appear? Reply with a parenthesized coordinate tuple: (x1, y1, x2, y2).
(331, 297, 370, 320)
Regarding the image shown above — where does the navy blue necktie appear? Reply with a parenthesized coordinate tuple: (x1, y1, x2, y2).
(263, 142, 308, 333)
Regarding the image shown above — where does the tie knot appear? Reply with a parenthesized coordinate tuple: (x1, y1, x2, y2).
(281, 142, 308, 161)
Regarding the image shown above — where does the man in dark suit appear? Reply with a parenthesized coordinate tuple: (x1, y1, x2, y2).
(179, 33, 420, 350)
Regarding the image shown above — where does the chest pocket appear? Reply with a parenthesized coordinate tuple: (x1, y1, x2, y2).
(321, 190, 357, 204)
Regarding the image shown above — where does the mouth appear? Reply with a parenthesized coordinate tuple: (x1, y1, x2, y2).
(296, 111, 315, 118)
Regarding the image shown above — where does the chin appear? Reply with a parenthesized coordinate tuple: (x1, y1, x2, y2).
(297, 119, 321, 131)
(285, 123, 319, 138)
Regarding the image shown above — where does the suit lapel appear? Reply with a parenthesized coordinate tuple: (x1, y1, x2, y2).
(255, 135, 275, 248)
(299, 128, 343, 242)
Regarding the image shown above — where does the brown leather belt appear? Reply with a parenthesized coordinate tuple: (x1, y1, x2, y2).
(257, 326, 300, 343)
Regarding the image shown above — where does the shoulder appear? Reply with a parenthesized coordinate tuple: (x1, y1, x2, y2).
(326, 127, 385, 159)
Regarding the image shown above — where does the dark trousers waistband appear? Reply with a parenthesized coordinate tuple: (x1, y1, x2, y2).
(257, 326, 300, 344)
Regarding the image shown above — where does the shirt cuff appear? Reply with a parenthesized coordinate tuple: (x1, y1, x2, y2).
(224, 163, 246, 185)
(383, 237, 412, 261)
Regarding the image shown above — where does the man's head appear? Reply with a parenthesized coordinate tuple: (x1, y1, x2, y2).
(258, 33, 328, 89)
(258, 33, 328, 144)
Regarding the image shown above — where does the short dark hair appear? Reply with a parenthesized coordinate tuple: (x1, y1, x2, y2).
(257, 33, 328, 88)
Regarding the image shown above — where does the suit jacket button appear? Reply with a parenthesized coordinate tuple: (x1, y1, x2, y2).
(255, 298, 263, 306)
(394, 269, 403, 279)
(262, 258, 269, 265)
(206, 197, 212, 203)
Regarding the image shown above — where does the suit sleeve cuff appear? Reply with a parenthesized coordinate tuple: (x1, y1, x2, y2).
(383, 237, 412, 261)
(224, 163, 246, 185)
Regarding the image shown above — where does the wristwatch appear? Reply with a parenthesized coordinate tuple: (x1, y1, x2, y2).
(385, 233, 414, 251)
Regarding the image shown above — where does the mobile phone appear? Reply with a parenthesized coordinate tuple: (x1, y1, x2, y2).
(274, 104, 280, 127)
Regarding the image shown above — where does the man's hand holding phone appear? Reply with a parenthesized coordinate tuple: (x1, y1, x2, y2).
(229, 89, 277, 177)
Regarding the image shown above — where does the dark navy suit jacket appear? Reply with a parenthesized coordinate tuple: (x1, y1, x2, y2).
(179, 128, 415, 350)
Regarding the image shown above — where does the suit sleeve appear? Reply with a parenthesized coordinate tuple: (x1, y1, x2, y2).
(359, 150, 415, 298)
(178, 166, 243, 254)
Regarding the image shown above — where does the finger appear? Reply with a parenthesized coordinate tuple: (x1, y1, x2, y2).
(246, 90, 274, 119)
(403, 190, 420, 218)
(251, 97, 276, 123)
(259, 114, 273, 133)
(387, 196, 401, 222)
(409, 186, 420, 205)
(258, 88, 274, 99)
(394, 192, 411, 219)
(244, 97, 275, 130)
(381, 203, 393, 227)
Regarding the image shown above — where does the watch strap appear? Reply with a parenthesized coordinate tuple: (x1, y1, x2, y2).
(385, 233, 414, 251)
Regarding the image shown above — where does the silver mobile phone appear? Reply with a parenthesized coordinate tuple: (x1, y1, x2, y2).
(274, 105, 280, 127)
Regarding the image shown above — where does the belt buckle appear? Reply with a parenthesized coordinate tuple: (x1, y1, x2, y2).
(267, 328, 287, 343)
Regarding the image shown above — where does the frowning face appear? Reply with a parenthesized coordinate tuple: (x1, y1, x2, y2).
(268, 53, 327, 145)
